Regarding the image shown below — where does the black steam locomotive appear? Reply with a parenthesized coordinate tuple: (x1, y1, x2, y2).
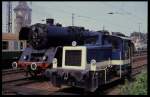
(12, 19, 105, 77)
(12, 18, 135, 92)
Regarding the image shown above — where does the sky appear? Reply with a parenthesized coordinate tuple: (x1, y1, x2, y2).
(2, 1, 148, 36)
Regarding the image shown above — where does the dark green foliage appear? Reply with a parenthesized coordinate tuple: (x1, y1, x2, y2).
(120, 71, 147, 95)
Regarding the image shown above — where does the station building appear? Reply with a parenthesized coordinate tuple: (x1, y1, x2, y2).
(2, 1, 31, 67)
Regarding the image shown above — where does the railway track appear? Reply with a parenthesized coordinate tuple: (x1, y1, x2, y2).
(2, 54, 147, 95)
(2, 69, 25, 75)
(132, 53, 147, 76)
(2, 65, 146, 95)
(133, 52, 147, 57)
(132, 59, 147, 75)
(132, 64, 146, 76)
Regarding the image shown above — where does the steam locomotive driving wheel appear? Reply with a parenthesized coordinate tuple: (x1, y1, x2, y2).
(26, 65, 37, 77)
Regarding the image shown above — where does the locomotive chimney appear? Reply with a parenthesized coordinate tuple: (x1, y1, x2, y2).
(56, 23, 62, 27)
(46, 18, 54, 25)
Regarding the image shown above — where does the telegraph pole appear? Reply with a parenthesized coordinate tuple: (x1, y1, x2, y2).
(138, 23, 141, 40)
(103, 25, 105, 31)
(138, 23, 141, 33)
(72, 13, 74, 26)
(6, 1, 12, 33)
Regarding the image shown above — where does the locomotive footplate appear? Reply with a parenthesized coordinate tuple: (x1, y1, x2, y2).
(14, 61, 50, 77)
(17, 61, 49, 70)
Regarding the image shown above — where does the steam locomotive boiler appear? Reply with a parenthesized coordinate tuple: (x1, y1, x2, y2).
(12, 19, 103, 77)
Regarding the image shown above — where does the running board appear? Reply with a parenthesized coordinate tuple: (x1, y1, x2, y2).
(105, 77, 120, 84)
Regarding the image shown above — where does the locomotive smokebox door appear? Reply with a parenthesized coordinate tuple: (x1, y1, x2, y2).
(19, 27, 30, 40)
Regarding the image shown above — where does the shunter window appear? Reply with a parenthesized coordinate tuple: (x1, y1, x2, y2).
(112, 41, 118, 49)
(85, 37, 97, 44)
(103, 36, 111, 45)
(111, 38, 119, 51)
(103, 35, 119, 50)
(65, 50, 81, 66)
(124, 41, 129, 59)
(2, 41, 8, 50)
(20, 41, 23, 49)
(14, 41, 19, 50)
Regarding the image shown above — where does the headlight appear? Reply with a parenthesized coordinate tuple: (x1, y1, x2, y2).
(90, 59, 96, 65)
(72, 41, 77, 46)
(43, 56, 48, 61)
(90, 59, 96, 71)
(23, 55, 28, 60)
(12, 62, 17, 69)
(52, 58, 57, 68)
(23, 56, 26, 59)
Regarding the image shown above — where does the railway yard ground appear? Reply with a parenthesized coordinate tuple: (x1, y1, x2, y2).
(2, 54, 147, 95)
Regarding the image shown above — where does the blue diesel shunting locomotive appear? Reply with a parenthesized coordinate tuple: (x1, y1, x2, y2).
(45, 32, 134, 92)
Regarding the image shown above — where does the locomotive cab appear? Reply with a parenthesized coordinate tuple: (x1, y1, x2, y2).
(103, 35, 134, 78)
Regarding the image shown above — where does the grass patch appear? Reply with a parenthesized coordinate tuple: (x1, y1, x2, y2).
(120, 70, 147, 95)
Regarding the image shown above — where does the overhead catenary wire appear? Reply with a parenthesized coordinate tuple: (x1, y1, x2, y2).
(60, 4, 127, 29)
(2, 2, 146, 34)
(29, 2, 145, 34)
(102, 2, 145, 22)
(102, 2, 146, 33)
(34, 4, 125, 31)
